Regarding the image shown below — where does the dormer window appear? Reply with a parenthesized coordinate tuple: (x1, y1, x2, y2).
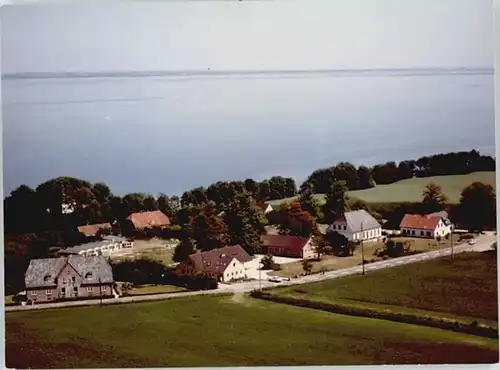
(85, 272, 93, 279)
(43, 275, 51, 282)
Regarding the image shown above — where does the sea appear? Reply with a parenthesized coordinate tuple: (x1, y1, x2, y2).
(2, 68, 495, 197)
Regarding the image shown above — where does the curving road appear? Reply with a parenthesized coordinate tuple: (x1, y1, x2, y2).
(6, 233, 496, 312)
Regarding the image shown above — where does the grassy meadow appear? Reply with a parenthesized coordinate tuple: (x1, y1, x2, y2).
(6, 293, 499, 368)
(271, 251, 498, 328)
(268, 171, 495, 207)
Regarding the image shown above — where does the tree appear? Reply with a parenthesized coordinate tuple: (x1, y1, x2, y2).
(299, 183, 321, 219)
(172, 238, 196, 262)
(223, 191, 266, 255)
(257, 180, 271, 201)
(301, 259, 313, 275)
(187, 202, 230, 251)
(458, 182, 496, 232)
(350, 199, 371, 212)
(311, 232, 329, 260)
(244, 178, 259, 197)
(356, 166, 375, 189)
(325, 231, 349, 256)
(322, 180, 349, 224)
(158, 193, 179, 218)
(277, 201, 317, 237)
(334, 162, 359, 190)
(422, 182, 448, 213)
(260, 254, 275, 270)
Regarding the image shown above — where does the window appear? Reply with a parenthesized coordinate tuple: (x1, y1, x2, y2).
(102, 286, 107, 291)
(43, 275, 51, 282)
(85, 272, 93, 279)
(72, 277, 76, 283)
(427, 231, 431, 237)
(343, 225, 346, 230)
(61, 287, 66, 294)
(233, 263, 236, 267)
(46, 289, 51, 295)
(420, 231, 424, 236)
(31, 291, 37, 296)
(62, 278, 66, 284)
(73, 287, 78, 292)
(411, 230, 415, 236)
(87, 287, 92, 292)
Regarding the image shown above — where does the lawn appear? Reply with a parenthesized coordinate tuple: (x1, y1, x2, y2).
(123, 283, 186, 296)
(6, 294, 498, 368)
(271, 251, 498, 327)
(111, 238, 175, 266)
(268, 171, 495, 206)
(269, 234, 461, 278)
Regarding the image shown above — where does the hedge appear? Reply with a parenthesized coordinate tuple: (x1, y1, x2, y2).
(250, 290, 498, 339)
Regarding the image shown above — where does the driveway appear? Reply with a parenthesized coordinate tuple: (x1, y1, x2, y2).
(244, 254, 300, 280)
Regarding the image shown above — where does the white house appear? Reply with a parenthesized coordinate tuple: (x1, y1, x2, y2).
(327, 209, 382, 242)
(399, 214, 452, 239)
(175, 245, 253, 282)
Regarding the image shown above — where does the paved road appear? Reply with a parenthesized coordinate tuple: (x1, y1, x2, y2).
(6, 233, 496, 312)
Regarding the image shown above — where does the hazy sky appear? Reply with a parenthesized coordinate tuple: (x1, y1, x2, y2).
(1, 0, 494, 74)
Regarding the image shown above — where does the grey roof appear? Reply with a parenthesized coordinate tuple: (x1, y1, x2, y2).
(60, 239, 121, 255)
(427, 211, 453, 226)
(336, 209, 381, 232)
(24, 256, 114, 288)
(102, 235, 127, 243)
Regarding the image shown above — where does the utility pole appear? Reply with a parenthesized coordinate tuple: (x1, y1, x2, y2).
(361, 222, 365, 275)
(99, 277, 103, 306)
(450, 227, 454, 260)
(259, 261, 262, 291)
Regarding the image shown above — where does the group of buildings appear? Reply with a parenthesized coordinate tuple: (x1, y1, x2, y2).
(21, 204, 455, 304)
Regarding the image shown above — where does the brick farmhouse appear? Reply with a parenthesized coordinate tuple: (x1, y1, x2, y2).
(24, 255, 115, 304)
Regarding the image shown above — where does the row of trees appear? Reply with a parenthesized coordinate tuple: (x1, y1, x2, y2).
(301, 150, 495, 193)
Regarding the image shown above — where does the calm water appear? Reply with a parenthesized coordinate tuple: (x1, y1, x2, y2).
(2, 69, 495, 196)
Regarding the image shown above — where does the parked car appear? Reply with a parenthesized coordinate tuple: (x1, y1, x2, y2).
(268, 277, 281, 283)
(468, 239, 477, 245)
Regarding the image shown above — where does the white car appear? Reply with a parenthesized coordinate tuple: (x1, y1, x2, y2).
(467, 239, 477, 245)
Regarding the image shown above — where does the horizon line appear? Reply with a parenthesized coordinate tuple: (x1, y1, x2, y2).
(2, 66, 494, 80)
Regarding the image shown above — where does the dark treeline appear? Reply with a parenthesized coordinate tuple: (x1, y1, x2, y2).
(302, 150, 495, 193)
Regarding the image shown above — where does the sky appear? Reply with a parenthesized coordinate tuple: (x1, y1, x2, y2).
(0, 0, 495, 74)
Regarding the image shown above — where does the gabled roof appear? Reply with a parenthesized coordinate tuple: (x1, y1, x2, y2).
(427, 211, 452, 226)
(257, 202, 272, 212)
(127, 210, 170, 229)
(187, 245, 252, 275)
(260, 234, 310, 254)
(77, 223, 112, 237)
(333, 210, 381, 232)
(400, 214, 441, 231)
(24, 256, 114, 288)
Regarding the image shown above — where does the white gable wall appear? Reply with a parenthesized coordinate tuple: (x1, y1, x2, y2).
(222, 258, 247, 282)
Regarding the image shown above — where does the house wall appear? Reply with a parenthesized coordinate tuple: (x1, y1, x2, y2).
(401, 220, 451, 239)
(222, 258, 246, 282)
(331, 222, 381, 242)
(302, 241, 316, 259)
(267, 246, 303, 258)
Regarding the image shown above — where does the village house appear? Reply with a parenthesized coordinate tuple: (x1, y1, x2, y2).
(327, 209, 382, 242)
(427, 210, 454, 231)
(77, 223, 112, 237)
(59, 236, 132, 257)
(24, 255, 115, 304)
(260, 234, 316, 259)
(176, 245, 253, 282)
(399, 213, 452, 238)
(126, 210, 171, 230)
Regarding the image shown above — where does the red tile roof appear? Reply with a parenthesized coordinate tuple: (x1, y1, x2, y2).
(77, 223, 112, 237)
(260, 234, 310, 254)
(127, 210, 170, 229)
(188, 245, 252, 275)
(399, 214, 441, 231)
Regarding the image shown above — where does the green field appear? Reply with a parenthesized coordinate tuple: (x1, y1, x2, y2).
(6, 293, 499, 368)
(268, 171, 495, 206)
(271, 251, 498, 328)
